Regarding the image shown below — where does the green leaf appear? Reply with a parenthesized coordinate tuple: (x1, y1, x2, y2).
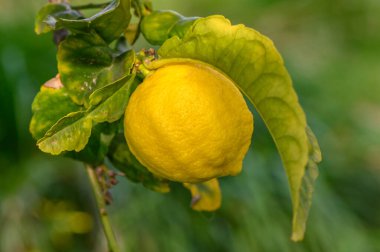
(86, 0, 132, 43)
(140, 10, 183, 45)
(30, 76, 82, 140)
(37, 111, 92, 155)
(140, 10, 198, 46)
(58, 32, 135, 105)
(36, 0, 132, 43)
(157, 16, 321, 240)
(108, 134, 170, 193)
(96, 50, 136, 91)
(37, 74, 136, 155)
(35, 3, 82, 34)
(88, 73, 137, 123)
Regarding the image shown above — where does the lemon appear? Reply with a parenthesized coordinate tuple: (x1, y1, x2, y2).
(124, 61, 253, 183)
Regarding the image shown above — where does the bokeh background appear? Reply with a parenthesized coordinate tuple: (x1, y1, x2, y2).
(1, 0, 380, 251)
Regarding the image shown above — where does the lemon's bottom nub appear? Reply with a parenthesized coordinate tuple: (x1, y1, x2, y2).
(124, 61, 253, 183)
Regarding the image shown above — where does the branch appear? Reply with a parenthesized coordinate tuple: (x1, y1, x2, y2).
(86, 164, 121, 252)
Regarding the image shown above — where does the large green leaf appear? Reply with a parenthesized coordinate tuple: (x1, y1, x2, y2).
(36, 0, 132, 43)
(157, 16, 321, 240)
(58, 32, 135, 105)
(108, 134, 170, 193)
(37, 74, 136, 155)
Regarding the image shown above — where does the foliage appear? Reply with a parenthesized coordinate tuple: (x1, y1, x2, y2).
(27, 0, 322, 242)
(1, 0, 380, 251)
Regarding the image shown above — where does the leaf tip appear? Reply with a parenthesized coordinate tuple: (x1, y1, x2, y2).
(184, 178, 221, 212)
(37, 140, 63, 156)
(291, 231, 304, 242)
(43, 74, 64, 89)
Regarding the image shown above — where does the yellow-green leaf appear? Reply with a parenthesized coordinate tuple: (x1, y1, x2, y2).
(183, 178, 221, 211)
(37, 111, 92, 155)
(158, 16, 321, 240)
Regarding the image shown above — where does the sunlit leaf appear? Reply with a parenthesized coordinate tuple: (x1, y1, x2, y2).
(108, 134, 170, 193)
(183, 178, 221, 211)
(37, 111, 92, 155)
(30, 75, 82, 140)
(157, 16, 321, 240)
(58, 32, 135, 105)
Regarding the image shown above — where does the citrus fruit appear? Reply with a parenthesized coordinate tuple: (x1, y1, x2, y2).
(124, 61, 253, 183)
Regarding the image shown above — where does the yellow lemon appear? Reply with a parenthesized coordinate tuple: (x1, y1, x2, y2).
(124, 61, 253, 183)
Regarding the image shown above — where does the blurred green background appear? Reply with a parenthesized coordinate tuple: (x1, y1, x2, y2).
(1, 0, 380, 251)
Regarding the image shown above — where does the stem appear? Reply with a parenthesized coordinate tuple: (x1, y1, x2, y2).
(86, 165, 121, 252)
(72, 2, 111, 10)
(133, 0, 152, 17)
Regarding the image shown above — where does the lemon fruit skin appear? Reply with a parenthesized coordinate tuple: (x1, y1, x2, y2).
(124, 62, 253, 183)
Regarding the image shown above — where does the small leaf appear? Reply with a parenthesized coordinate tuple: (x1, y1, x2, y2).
(183, 178, 221, 211)
(37, 111, 92, 155)
(38, 0, 132, 43)
(58, 32, 135, 105)
(125, 23, 140, 45)
(108, 134, 170, 193)
(158, 16, 321, 240)
(140, 10, 183, 45)
(35, 3, 82, 34)
(30, 76, 82, 140)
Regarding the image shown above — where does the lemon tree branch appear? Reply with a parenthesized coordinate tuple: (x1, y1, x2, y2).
(86, 164, 121, 252)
